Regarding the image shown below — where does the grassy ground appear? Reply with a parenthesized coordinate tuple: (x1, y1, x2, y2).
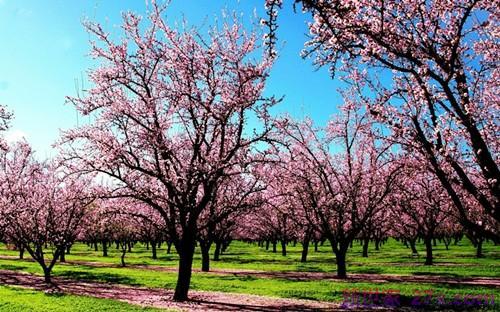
(0, 239, 498, 310)
(0, 285, 165, 312)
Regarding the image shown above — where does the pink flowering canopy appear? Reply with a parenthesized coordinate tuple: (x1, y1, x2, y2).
(266, 0, 499, 240)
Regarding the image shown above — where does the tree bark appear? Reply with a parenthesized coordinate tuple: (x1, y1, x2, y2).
(213, 241, 221, 261)
(409, 239, 418, 255)
(167, 241, 172, 254)
(301, 238, 309, 263)
(173, 236, 196, 301)
(43, 266, 52, 284)
(476, 238, 484, 258)
(152, 240, 157, 260)
(424, 237, 433, 265)
(60, 248, 66, 262)
(362, 237, 369, 257)
(335, 250, 348, 278)
(281, 240, 287, 256)
(102, 239, 108, 257)
(200, 242, 211, 272)
(272, 241, 277, 253)
(120, 246, 127, 267)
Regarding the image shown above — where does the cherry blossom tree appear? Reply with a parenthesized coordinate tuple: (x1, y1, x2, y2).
(392, 165, 454, 265)
(0, 142, 95, 283)
(267, 0, 499, 240)
(60, 3, 277, 301)
(271, 99, 401, 278)
(197, 173, 263, 271)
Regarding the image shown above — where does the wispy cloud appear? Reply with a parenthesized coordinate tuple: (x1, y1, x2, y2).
(5, 129, 28, 143)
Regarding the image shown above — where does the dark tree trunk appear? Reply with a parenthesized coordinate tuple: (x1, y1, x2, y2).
(409, 239, 418, 255)
(43, 266, 52, 284)
(146, 241, 149, 250)
(281, 240, 287, 256)
(19, 246, 24, 259)
(314, 240, 318, 252)
(167, 241, 172, 254)
(301, 238, 309, 263)
(94, 241, 98, 251)
(362, 237, 369, 257)
(127, 242, 132, 253)
(152, 240, 157, 259)
(424, 237, 433, 265)
(173, 236, 196, 302)
(375, 239, 380, 251)
(66, 245, 71, 254)
(335, 250, 348, 278)
(213, 241, 222, 261)
(121, 246, 127, 267)
(433, 238, 437, 247)
(265, 240, 270, 250)
(476, 239, 484, 258)
(200, 242, 211, 272)
(102, 239, 108, 257)
(60, 248, 66, 262)
(272, 241, 277, 253)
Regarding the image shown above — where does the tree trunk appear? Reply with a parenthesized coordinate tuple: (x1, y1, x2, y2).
(146, 241, 149, 250)
(213, 241, 221, 261)
(265, 240, 270, 250)
(335, 250, 348, 279)
(66, 245, 71, 254)
(167, 241, 172, 254)
(152, 241, 157, 260)
(281, 240, 287, 256)
(102, 239, 108, 257)
(301, 238, 309, 263)
(121, 245, 127, 267)
(60, 248, 66, 262)
(272, 241, 277, 253)
(94, 241, 98, 251)
(19, 246, 24, 259)
(362, 237, 369, 257)
(200, 243, 210, 272)
(173, 237, 196, 301)
(409, 239, 418, 255)
(424, 237, 433, 265)
(375, 239, 380, 250)
(43, 267, 52, 284)
(314, 240, 318, 252)
(127, 242, 132, 253)
(476, 239, 484, 258)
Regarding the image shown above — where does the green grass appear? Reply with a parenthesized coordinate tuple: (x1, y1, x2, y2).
(0, 239, 498, 310)
(4, 238, 497, 277)
(0, 285, 168, 312)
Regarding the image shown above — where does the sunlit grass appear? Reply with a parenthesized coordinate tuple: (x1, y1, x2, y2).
(0, 285, 169, 312)
(0, 238, 498, 309)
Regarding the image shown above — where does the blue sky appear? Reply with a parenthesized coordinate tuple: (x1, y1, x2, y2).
(0, 0, 343, 156)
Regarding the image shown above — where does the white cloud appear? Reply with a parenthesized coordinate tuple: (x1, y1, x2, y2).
(5, 129, 28, 143)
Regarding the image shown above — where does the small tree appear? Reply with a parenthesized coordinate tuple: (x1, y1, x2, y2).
(0, 142, 95, 283)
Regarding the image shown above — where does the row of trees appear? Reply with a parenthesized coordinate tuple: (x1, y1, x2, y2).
(0, 0, 498, 303)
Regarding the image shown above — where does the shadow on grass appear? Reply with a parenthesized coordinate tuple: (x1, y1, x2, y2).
(56, 270, 139, 286)
(0, 264, 29, 271)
